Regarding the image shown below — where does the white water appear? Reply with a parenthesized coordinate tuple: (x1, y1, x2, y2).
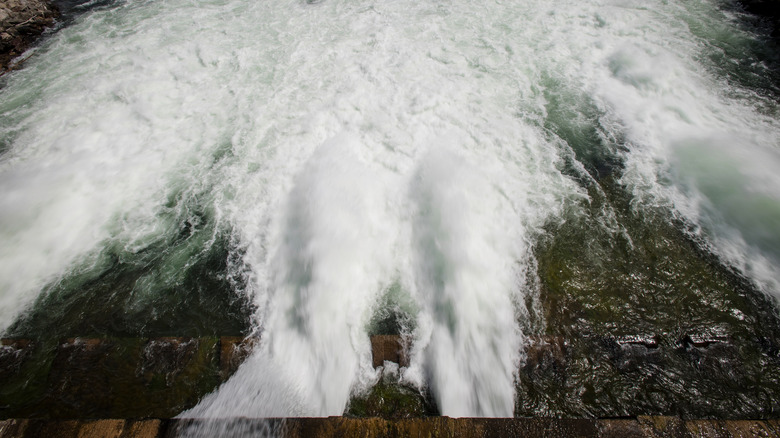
(1, 0, 779, 419)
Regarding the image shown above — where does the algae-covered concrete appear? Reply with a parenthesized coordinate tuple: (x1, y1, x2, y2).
(0, 337, 255, 419)
(3, 417, 780, 438)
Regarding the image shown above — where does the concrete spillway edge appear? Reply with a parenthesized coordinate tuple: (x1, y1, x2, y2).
(3, 417, 780, 437)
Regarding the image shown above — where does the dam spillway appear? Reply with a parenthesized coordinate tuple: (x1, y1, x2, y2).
(2, 0, 780, 430)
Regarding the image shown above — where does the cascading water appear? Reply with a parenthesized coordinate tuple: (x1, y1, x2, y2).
(1, 0, 779, 425)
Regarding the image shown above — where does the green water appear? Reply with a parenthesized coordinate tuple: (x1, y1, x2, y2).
(1, 0, 780, 420)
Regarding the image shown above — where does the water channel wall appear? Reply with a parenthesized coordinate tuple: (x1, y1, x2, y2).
(3, 417, 780, 438)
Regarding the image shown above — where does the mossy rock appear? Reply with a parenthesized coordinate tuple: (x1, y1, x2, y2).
(345, 381, 438, 419)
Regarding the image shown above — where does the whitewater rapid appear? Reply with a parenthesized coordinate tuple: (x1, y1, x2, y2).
(1, 0, 779, 419)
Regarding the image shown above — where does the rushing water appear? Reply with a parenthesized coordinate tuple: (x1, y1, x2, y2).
(1, 0, 780, 422)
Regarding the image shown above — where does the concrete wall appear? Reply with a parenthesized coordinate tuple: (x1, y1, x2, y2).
(3, 417, 780, 438)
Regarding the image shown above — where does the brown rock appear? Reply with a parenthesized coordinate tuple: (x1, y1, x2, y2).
(722, 420, 779, 437)
(522, 335, 568, 377)
(77, 420, 125, 438)
(219, 336, 258, 380)
(0, 0, 59, 72)
(35, 420, 80, 438)
(685, 420, 730, 438)
(370, 335, 409, 368)
(121, 420, 163, 438)
(637, 416, 688, 437)
(598, 419, 647, 438)
(0, 419, 30, 438)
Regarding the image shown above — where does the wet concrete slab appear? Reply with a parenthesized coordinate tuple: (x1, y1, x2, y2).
(2, 333, 780, 425)
(3, 417, 780, 438)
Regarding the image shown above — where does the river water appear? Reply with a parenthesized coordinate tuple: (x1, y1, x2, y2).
(1, 0, 780, 422)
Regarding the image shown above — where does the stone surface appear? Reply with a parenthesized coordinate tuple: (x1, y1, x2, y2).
(0, 0, 59, 71)
(523, 336, 569, 377)
(345, 379, 437, 418)
(76, 420, 124, 438)
(598, 419, 646, 438)
(0, 337, 222, 419)
(0, 339, 34, 383)
(47, 338, 118, 418)
(370, 335, 409, 368)
(607, 334, 662, 373)
(5, 417, 780, 437)
(137, 338, 199, 387)
(638, 415, 689, 437)
(0, 419, 29, 438)
(219, 336, 258, 380)
(33, 419, 80, 438)
(122, 420, 163, 438)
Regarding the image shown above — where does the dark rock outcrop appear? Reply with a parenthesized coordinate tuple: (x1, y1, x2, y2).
(0, 0, 58, 72)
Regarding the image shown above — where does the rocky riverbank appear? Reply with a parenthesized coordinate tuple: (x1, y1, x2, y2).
(0, 0, 58, 72)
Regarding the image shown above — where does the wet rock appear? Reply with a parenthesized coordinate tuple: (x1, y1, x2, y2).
(370, 335, 409, 368)
(522, 336, 568, 379)
(284, 417, 602, 438)
(47, 338, 118, 417)
(679, 329, 730, 350)
(137, 338, 198, 387)
(637, 416, 688, 437)
(5, 417, 780, 437)
(0, 339, 34, 382)
(345, 375, 439, 419)
(4, 337, 222, 419)
(27, 419, 80, 437)
(676, 329, 743, 379)
(77, 420, 124, 438)
(0, 419, 30, 438)
(684, 420, 732, 437)
(219, 336, 258, 380)
(757, 336, 780, 360)
(0, 0, 59, 72)
(721, 420, 780, 437)
(122, 420, 163, 438)
(597, 419, 646, 438)
(606, 334, 662, 373)
(118, 337, 220, 418)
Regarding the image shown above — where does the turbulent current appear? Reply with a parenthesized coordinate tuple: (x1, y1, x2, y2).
(1, 0, 780, 423)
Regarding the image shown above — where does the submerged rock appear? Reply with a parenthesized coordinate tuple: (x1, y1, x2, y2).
(522, 336, 569, 380)
(137, 338, 199, 387)
(607, 335, 662, 373)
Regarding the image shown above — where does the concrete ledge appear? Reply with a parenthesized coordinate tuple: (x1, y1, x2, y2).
(2, 417, 780, 438)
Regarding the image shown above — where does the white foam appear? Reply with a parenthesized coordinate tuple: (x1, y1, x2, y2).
(1, 0, 778, 420)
